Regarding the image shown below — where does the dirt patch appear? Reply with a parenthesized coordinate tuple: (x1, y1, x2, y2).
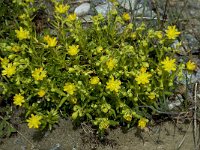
(0, 119, 195, 150)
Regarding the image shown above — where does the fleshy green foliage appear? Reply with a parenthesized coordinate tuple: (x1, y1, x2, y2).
(0, 0, 187, 133)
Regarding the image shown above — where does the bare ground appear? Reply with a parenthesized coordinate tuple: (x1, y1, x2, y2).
(0, 119, 196, 150)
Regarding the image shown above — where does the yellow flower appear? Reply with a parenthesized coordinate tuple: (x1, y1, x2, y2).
(64, 82, 76, 95)
(165, 25, 180, 40)
(155, 31, 163, 39)
(90, 76, 100, 85)
(156, 67, 162, 75)
(27, 114, 42, 129)
(122, 12, 131, 21)
(186, 60, 196, 71)
(43, 35, 57, 47)
(99, 118, 109, 130)
(135, 71, 152, 85)
(2, 63, 16, 77)
(15, 27, 30, 40)
(68, 45, 79, 56)
(38, 89, 46, 97)
(148, 92, 156, 100)
(66, 13, 77, 22)
(96, 46, 103, 53)
(100, 56, 107, 62)
(161, 57, 176, 72)
(11, 45, 20, 52)
(19, 14, 27, 20)
(106, 76, 121, 92)
(55, 4, 70, 14)
(13, 93, 25, 106)
(123, 113, 132, 122)
(138, 118, 148, 129)
(0, 57, 9, 67)
(148, 29, 155, 38)
(70, 97, 77, 104)
(106, 58, 117, 71)
(32, 67, 47, 81)
(140, 67, 147, 73)
(101, 103, 111, 113)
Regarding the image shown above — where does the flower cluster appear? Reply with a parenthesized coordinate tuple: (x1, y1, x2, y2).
(0, 0, 190, 133)
(32, 67, 47, 81)
(44, 35, 57, 47)
(27, 114, 42, 129)
(15, 27, 30, 40)
(64, 82, 76, 95)
(106, 76, 121, 92)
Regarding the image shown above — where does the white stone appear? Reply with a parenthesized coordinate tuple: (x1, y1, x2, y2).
(117, 0, 137, 10)
(74, 3, 91, 17)
(95, 2, 113, 17)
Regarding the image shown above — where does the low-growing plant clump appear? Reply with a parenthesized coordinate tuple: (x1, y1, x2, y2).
(0, 0, 197, 136)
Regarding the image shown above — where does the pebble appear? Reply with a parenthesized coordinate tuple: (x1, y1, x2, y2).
(135, 4, 156, 17)
(74, 3, 91, 17)
(95, 2, 113, 17)
(117, 0, 137, 10)
(81, 15, 93, 23)
(49, 143, 61, 150)
(21, 145, 26, 150)
(168, 94, 184, 110)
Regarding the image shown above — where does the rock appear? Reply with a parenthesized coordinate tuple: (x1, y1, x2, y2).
(188, 69, 200, 84)
(74, 3, 91, 17)
(49, 143, 61, 150)
(81, 15, 92, 23)
(95, 2, 113, 17)
(117, 0, 137, 10)
(21, 145, 26, 150)
(168, 94, 184, 110)
(178, 69, 200, 86)
(183, 34, 200, 55)
(134, 4, 156, 18)
(118, 0, 156, 18)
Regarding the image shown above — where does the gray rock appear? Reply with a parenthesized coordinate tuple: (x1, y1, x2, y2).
(95, 2, 113, 17)
(188, 69, 200, 84)
(118, 0, 156, 18)
(183, 34, 200, 55)
(179, 69, 200, 85)
(117, 0, 137, 10)
(81, 15, 93, 23)
(74, 3, 91, 17)
(21, 145, 26, 150)
(135, 4, 156, 18)
(168, 94, 183, 110)
(49, 143, 61, 150)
